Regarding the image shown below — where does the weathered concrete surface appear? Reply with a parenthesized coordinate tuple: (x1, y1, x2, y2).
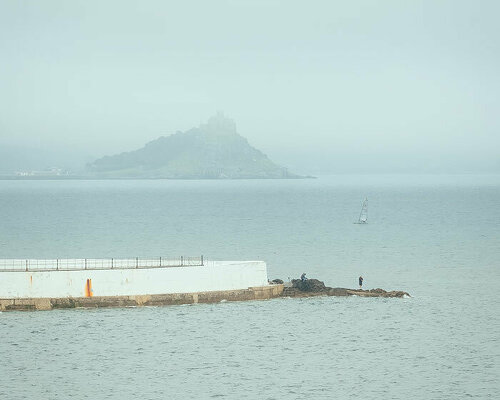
(281, 279, 410, 298)
(0, 284, 284, 312)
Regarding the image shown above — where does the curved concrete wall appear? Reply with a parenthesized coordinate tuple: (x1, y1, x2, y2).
(0, 261, 268, 299)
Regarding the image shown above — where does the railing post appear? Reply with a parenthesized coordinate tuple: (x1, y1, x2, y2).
(25, 259, 28, 271)
(57, 259, 59, 271)
(201, 255, 204, 266)
(160, 257, 162, 267)
(85, 258, 87, 270)
(111, 258, 113, 269)
(136, 257, 138, 269)
(181, 256, 183, 266)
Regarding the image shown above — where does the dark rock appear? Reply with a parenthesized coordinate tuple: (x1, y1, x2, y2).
(383, 290, 410, 298)
(327, 288, 350, 296)
(282, 287, 326, 298)
(291, 278, 327, 292)
(346, 289, 410, 298)
(369, 288, 386, 294)
(271, 279, 284, 284)
(276, 276, 409, 298)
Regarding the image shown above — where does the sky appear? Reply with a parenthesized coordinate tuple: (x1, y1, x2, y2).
(0, 0, 499, 174)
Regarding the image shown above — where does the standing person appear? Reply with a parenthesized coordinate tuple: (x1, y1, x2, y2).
(300, 273, 307, 282)
(359, 275, 363, 289)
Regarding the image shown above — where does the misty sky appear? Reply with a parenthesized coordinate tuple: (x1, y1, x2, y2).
(0, 0, 499, 173)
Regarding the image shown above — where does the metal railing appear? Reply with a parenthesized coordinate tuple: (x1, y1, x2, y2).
(0, 256, 204, 272)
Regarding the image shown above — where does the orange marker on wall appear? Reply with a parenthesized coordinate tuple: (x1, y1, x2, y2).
(85, 279, 93, 297)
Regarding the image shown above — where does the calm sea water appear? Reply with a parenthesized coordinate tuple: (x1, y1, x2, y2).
(0, 175, 499, 399)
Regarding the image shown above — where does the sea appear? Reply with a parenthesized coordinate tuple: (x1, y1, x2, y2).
(0, 175, 499, 399)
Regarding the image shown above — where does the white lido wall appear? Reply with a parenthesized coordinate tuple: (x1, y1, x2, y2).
(0, 261, 268, 299)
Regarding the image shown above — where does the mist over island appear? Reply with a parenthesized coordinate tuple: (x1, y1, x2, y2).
(1, 2, 500, 399)
(1, 0, 499, 178)
(86, 113, 306, 179)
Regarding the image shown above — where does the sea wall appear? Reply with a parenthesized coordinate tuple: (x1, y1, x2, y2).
(0, 261, 268, 299)
(0, 284, 284, 311)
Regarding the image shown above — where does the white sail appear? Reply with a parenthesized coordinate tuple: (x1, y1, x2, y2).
(355, 198, 368, 224)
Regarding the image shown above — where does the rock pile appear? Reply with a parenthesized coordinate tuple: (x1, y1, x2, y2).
(291, 279, 326, 292)
(279, 278, 410, 298)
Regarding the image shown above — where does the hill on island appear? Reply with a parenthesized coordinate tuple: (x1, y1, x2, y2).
(87, 113, 305, 179)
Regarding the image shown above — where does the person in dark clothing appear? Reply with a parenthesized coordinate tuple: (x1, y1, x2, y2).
(359, 276, 363, 289)
(300, 273, 307, 282)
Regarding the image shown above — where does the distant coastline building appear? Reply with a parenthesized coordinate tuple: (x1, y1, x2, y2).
(15, 167, 68, 177)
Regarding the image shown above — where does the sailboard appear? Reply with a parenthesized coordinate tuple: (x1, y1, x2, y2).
(354, 198, 368, 224)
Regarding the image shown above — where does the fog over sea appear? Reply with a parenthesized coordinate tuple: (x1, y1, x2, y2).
(1, 175, 499, 399)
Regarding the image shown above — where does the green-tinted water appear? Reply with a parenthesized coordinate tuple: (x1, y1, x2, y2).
(1, 175, 499, 399)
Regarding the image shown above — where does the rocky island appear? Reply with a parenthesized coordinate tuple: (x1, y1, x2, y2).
(273, 278, 410, 298)
(87, 113, 307, 179)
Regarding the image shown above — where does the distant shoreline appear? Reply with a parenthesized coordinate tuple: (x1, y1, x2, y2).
(0, 175, 316, 181)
